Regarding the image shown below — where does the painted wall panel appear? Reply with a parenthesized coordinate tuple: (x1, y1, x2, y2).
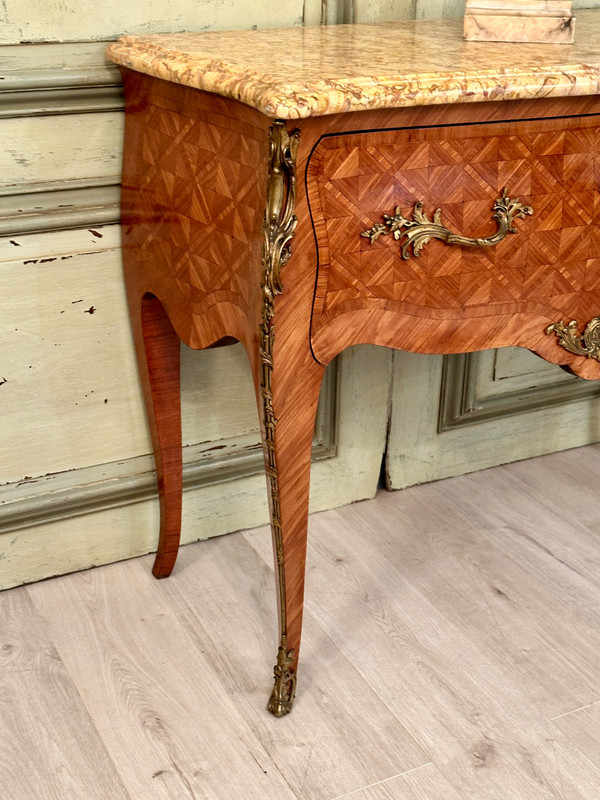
(0, 0, 306, 44)
(3, 0, 600, 589)
(0, 226, 267, 482)
(0, 342, 392, 589)
(415, 0, 465, 18)
(352, 0, 413, 22)
(0, 113, 123, 191)
(353, 0, 599, 23)
(387, 349, 600, 490)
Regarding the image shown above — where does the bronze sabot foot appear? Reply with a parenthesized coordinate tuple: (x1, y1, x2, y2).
(267, 637, 297, 717)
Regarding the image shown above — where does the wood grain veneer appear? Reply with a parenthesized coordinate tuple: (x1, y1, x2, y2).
(306, 102, 600, 378)
(120, 69, 326, 710)
(120, 70, 269, 576)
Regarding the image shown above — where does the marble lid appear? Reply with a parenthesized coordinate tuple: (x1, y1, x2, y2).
(106, 11, 600, 119)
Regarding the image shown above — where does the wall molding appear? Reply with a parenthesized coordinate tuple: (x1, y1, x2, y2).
(0, 361, 338, 535)
(0, 85, 123, 118)
(0, 183, 120, 235)
(0, 41, 123, 234)
(0, 41, 121, 90)
(438, 351, 600, 431)
(0, 42, 123, 118)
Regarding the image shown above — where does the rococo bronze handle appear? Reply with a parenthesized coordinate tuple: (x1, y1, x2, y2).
(361, 188, 533, 259)
(546, 318, 600, 362)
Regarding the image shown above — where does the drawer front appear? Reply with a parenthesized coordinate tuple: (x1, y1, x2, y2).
(306, 114, 600, 373)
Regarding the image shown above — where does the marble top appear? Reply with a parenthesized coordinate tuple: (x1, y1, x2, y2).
(106, 10, 600, 119)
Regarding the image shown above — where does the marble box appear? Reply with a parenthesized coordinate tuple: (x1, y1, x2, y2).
(464, 0, 575, 43)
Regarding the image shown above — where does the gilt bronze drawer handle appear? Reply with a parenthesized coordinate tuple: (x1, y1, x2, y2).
(361, 188, 533, 259)
(546, 318, 600, 361)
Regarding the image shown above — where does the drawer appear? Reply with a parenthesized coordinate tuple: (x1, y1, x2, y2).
(306, 114, 600, 370)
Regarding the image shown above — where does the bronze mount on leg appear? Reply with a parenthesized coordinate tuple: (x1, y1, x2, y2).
(259, 121, 301, 716)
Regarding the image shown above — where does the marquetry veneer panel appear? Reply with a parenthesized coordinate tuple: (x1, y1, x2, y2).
(121, 71, 270, 349)
(307, 115, 600, 359)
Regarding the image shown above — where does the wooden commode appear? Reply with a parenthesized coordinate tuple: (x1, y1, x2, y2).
(107, 13, 600, 716)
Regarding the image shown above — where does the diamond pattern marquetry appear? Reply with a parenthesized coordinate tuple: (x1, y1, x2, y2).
(307, 118, 600, 338)
(123, 76, 268, 326)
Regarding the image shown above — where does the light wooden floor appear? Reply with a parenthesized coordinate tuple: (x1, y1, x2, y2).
(3, 444, 600, 799)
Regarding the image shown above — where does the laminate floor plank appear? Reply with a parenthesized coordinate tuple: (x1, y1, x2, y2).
(504, 444, 600, 541)
(552, 701, 600, 769)
(247, 517, 600, 800)
(482, 448, 600, 593)
(26, 558, 297, 800)
(424, 458, 600, 719)
(244, 447, 600, 799)
(329, 763, 462, 800)
(0, 586, 131, 800)
(432, 454, 600, 594)
(159, 532, 430, 800)
(548, 702, 600, 799)
(4, 444, 600, 800)
(348, 484, 600, 720)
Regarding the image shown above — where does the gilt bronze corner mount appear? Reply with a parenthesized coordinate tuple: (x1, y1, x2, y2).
(260, 122, 300, 717)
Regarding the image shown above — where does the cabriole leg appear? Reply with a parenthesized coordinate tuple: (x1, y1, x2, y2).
(260, 355, 325, 717)
(130, 293, 183, 579)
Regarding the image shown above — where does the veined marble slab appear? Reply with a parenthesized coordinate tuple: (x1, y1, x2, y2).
(464, 0, 575, 43)
(107, 11, 600, 119)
